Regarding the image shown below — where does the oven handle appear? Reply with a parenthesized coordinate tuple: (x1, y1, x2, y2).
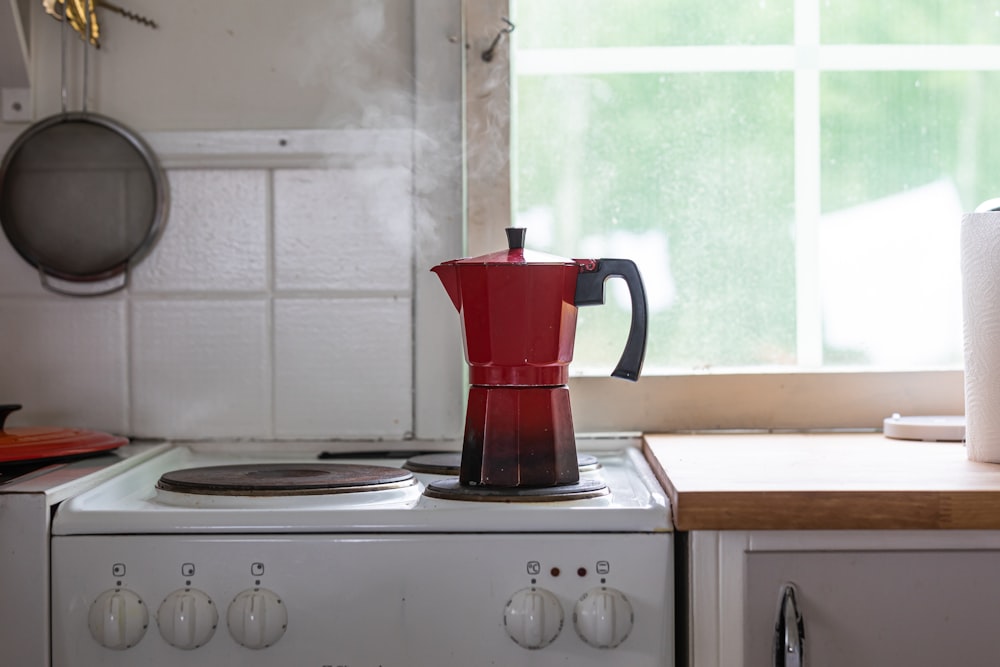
(773, 583, 804, 667)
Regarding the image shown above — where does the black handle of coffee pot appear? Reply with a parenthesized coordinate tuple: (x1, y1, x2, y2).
(575, 259, 648, 381)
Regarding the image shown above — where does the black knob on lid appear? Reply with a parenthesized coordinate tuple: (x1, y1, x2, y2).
(0, 404, 22, 430)
(505, 227, 526, 250)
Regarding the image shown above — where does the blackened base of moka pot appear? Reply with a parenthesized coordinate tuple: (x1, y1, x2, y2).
(424, 478, 608, 502)
(459, 385, 580, 488)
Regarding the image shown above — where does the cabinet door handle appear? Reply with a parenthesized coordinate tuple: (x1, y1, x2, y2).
(773, 584, 805, 667)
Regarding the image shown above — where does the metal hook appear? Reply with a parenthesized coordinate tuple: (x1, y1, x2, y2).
(482, 17, 515, 62)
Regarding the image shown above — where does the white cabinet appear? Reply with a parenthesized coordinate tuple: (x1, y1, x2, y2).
(684, 530, 1000, 667)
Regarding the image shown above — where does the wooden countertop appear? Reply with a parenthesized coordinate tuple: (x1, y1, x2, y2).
(642, 432, 1000, 531)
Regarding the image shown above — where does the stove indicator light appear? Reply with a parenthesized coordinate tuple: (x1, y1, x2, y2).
(577, 567, 587, 577)
(550, 567, 561, 577)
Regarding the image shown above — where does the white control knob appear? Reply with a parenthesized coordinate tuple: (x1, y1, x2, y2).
(503, 587, 563, 649)
(157, 588, 218, 649)
(88, 588, 149, 650)
(227, 588, 287, 649)
(573, 586, 634, 648)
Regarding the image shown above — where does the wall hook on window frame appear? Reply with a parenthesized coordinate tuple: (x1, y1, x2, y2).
(481, 17, 515, 62)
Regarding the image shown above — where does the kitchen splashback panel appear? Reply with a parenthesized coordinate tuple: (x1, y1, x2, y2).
(132, 170, 269, 293)
(0, 298, 129, 429)
(274, 167, 412, 292)
(0, 130, 417, 440)
(130, 300, 271, 439)
(274, 297, 412, 438)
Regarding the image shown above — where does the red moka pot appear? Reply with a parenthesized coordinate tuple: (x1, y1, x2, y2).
(431, 227, 648, 488)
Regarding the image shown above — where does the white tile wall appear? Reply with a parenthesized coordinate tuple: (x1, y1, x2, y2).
(0, 130, 418, 440)
(131, 170, 270, 293)
(0, 298, 129, 431)
(130, 299, 271, 438)
(0, 230, 46, 296)
(274, 298, 412, 438)
(274, 167, 412, 292)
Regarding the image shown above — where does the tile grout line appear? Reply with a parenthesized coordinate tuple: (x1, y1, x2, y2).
(125, 287, 134, 437)
(266, 168, 277, 439)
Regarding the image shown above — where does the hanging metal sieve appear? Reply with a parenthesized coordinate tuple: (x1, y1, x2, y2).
(0, 2, 167, 296)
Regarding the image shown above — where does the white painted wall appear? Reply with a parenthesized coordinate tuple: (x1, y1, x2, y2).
(16, 0, 416, 131)
(0, 0, 465, 441)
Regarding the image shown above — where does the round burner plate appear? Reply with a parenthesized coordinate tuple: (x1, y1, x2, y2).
(423, 478, 608, 502)
(156, 463, 415, 496)
(403, 452, 601, 476)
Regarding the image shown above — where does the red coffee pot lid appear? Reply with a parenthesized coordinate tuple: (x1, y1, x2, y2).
(448, 227, 589, 267)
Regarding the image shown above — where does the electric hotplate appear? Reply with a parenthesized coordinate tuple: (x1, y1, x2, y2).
(156, 463, 416, 496)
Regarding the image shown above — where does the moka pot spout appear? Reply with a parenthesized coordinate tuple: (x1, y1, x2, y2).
(430, 262, 462, 312)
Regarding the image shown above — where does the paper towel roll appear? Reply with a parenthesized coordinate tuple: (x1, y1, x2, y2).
(962, 211, 1000, 461)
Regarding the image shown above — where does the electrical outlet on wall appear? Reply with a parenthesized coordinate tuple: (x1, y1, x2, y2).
(1, 88, 32, 123)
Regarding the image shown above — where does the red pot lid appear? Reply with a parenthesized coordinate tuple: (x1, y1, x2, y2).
(0, 404, 127, 463)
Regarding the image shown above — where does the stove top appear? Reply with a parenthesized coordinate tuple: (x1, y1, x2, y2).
(51, 440, 671, 535)
(156, 462, 417, 496)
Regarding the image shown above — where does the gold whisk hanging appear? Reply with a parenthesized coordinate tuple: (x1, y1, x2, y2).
(42, 0, 158, 48)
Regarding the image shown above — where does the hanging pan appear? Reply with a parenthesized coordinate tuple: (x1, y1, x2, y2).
(0, 2, 167, 297)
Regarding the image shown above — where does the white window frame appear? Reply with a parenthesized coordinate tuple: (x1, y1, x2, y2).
(462, 0, 965, 433)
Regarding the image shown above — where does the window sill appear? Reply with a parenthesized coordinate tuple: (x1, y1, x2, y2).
(571, 369, 963, 433)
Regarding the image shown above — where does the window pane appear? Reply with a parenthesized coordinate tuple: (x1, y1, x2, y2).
(822, 71, 998, 211)
(822, 1, 1000, 44)
(515, 0, 792, 48)
(515, 72, 795, 372)
(511, 2, 984, 377)
(819, 71, 1000, 367)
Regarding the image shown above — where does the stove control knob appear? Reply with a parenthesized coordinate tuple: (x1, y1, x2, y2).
(503, 587, 563, 649)
(573, 586, 634, 648)
(157, 588, 219, 649)
(88, 588, 149, 650)
(227, 588, 287, 649)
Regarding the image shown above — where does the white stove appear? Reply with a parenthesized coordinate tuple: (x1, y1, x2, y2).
(50, 439, 673, 666)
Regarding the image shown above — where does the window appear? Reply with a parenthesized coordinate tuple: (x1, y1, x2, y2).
(464, 0, 970, 431)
